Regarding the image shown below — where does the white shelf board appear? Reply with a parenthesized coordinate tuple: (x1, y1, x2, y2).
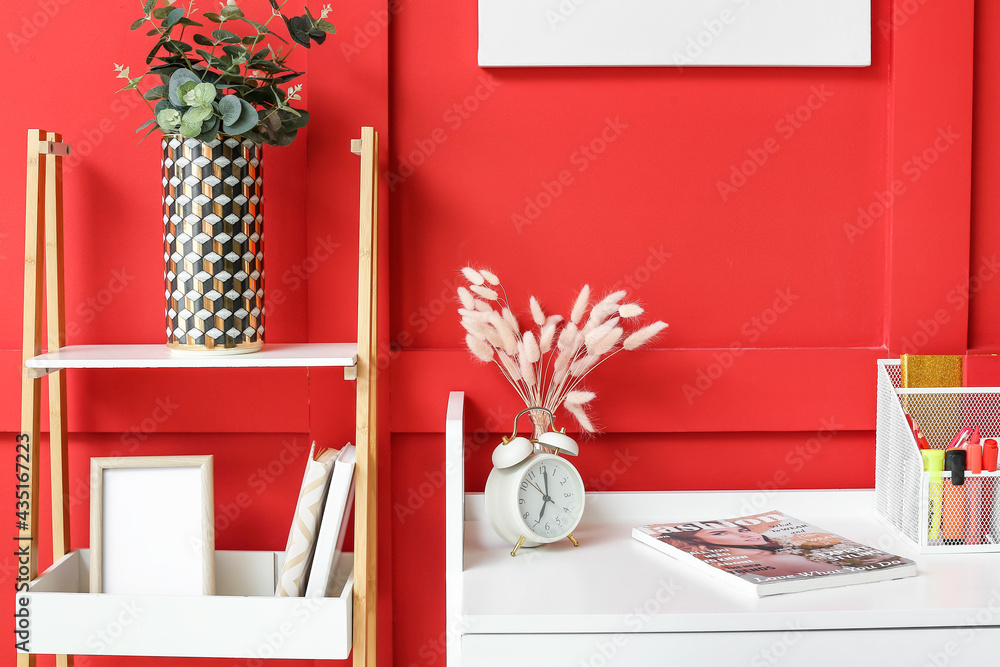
(25, 343, 357, 377)
(20, 549, 353, 659)
(459, 489, 1000, 635)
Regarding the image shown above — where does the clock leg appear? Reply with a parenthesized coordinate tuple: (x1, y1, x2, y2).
(568, 534, 579, 547)
(510, 535, 526, 557)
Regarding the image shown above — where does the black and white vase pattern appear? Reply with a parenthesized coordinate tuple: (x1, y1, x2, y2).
(162, 136, 264, 353)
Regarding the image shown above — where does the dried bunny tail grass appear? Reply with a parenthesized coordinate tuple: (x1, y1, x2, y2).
(473, 299, 493, 313)
(502, 307, 520, 334)
(457, 286, 476, 309)
(518, 344, 537, 386)
(522, 330, 540, 363)
(597, 290, 627, 305)
(618, 303, 644, 318)
(557, 322, 579, 350)
(497, 350, 522, 381)
(466, 334, 494, 361)
(539, 321, 558, 353)
(488, 312, 520, 356)
(584, 317, 620, 350)
(570, 354, 599, 376)
(583, 301, 621, 334)
(458, 307, 488, 320)
(589, 326, 623, 357)
(479, 268, 500, 285)
(529, 296, 545, 326)
(481, 322, 505, 349)
(461, 267, 485, 285)
(471, 284, 499, 301)
(565, 400, 596, 432)
(570, 284, 591, 324)
(623, 321, 669, 350)
(545, 314, 564, 326)
(565, 390, 595, 406)
(462, 318, 496, 343)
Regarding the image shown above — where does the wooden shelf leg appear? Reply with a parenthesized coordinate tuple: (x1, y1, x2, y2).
(353, 127, 379, 667)
(18, 130, 45, 667)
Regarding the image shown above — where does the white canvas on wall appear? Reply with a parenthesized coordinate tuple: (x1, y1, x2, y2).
(479, 0, 871, 67)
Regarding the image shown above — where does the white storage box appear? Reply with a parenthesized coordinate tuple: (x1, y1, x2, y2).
(17, 549, 353, 659)
(875, 359, 1000, 553)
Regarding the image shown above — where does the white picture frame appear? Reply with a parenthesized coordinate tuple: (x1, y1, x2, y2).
(478, 0, 871, 67)
(90, 455, 215, 595)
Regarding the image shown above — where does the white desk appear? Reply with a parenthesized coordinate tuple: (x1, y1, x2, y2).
(446, 392, 1000, 666)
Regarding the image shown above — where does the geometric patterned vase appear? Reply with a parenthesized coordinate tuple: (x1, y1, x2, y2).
(161, 136, 264, 353)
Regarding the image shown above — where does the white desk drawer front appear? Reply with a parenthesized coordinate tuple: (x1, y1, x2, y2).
(464, 627, 1000, 667)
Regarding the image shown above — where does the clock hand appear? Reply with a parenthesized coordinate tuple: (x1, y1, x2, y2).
(527, 479, 556, 504)
(543, 470, 549, 498)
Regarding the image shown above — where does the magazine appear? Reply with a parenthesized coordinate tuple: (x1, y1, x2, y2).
(633, 510, 917, 597)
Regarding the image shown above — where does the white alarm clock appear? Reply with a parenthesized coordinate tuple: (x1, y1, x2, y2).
(484, 408, 586, 556)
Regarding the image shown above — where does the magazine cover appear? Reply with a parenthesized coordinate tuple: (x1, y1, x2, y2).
(633, 510, 917, 596)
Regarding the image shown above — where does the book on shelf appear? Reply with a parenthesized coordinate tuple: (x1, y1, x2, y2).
(276, 443, 339, 597)
(632, 509, 917, 597)
(305, 444, 356, 598)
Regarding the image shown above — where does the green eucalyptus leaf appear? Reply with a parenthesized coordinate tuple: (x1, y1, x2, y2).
(211, 29, 240, 44)
(145, 36, 167, 65)
(285, 16, 312, 48)
(164, 7, 184, 28)
(197, 117, 221, 142)
(176, 17, 203, 27)
(192, 33, 214, 46)
(138, 123, 159, 144)
(152, 7, 171, 19)
(184, 82, 217, 109)
(135, 117, 157, 133)
(153, 99, 172, 113)
(222, 99, 260, 136)
(168, 68, 201, 105)
(162, 40, 192, 54)
(243, 129, 265, 144)
(282, 108, 309, 129)
(223, 44, 247, 58)
(218, 95, 242, 125)
(143, 84, 169, 100)
(182, 106, 214, 126)
(203, 12, 223, 23)
(146, 28, 160, 36)
(130, 17, 147, 31)
(157, 107, 182, 130)
(221, 5, 244, 20)
(315, 20, 336, 34)
(142, 0, 156, 12)
(273, 128, 297, 147)
(176, 80, 198, 102)
(180, 118, 203, 137)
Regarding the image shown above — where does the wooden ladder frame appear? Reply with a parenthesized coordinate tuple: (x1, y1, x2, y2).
(352, 126, 380, 667)
(18, 127, 381, 667)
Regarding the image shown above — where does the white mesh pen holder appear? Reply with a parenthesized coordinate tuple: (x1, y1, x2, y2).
(875, 359, 1000, 553)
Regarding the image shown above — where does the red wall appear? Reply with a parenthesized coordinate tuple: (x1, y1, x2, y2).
(1, 1, 997, 666)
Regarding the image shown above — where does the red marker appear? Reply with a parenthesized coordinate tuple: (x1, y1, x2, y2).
(984, 439, 999, 472)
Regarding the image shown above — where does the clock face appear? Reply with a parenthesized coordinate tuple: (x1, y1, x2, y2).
(515, 456, 584, 541)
